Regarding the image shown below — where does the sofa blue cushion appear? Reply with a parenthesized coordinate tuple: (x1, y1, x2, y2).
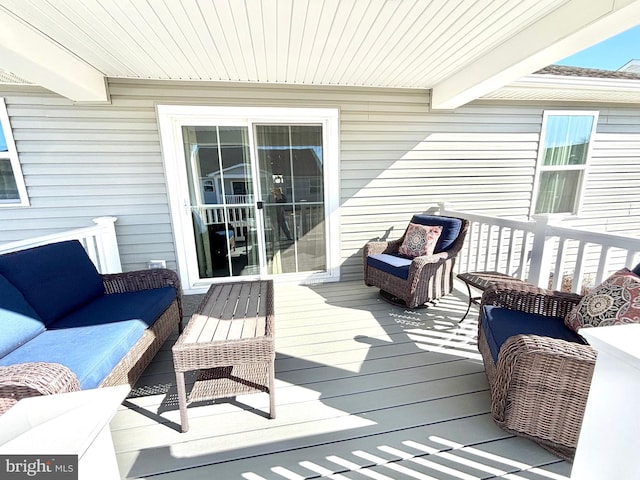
(50, 286, 176, 330)
(410, 215, 462, 253)
(0, 274, 45, 358)
(367, 253, 412, 280)
(480, 305, 587, 364)
(0, 241, 104, 326)
(633, 263, 640, 276)
(0, 320, 145, 389)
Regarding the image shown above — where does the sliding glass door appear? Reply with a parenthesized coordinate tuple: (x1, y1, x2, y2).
(158, 106, 339, 290)
(256, 125, 326, 275)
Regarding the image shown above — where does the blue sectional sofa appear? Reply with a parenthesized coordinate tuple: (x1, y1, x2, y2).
(0, 240, 182, 414)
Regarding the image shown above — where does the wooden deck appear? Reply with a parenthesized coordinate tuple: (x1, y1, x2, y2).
(112, 280, 572, 479)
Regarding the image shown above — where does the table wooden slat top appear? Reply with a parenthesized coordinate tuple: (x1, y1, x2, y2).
(177, 281, 271, 346)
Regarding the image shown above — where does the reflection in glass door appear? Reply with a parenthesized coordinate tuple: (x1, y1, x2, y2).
(256, 125, 326, 275)
(182, 126, 259, 278)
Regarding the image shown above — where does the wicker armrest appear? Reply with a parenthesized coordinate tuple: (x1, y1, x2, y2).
(363, 238, 402, 256)
(490, 334, 596, 458)
(0, 362, 81, 415)
(102, 268, 183, 320)
(102, 268, 181, 294)
(481, 281, 583, 319)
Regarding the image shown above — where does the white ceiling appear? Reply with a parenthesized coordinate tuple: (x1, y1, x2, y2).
(1, 0, 640, 108)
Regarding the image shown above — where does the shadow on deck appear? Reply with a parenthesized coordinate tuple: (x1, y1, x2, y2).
(112, 280, 572, 479)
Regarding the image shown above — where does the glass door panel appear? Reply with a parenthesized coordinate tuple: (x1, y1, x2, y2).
(256, 124, 326, 275)
(182, 126, 259, 278)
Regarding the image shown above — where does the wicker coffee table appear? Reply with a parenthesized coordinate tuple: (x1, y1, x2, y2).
(172, 280, 275, 432)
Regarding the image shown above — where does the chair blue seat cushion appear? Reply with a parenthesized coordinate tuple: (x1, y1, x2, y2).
(480, 305, 587, 363)
(0, 274, 45, 358)
(410, 215, 462, 253)
(367, 253, 412, 280)
(0, 240, 104, 326)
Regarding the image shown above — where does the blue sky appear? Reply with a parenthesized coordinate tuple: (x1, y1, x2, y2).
(556, 24, 640, 70)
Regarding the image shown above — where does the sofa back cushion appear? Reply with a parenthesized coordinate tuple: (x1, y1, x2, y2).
(0, 274, 45, 358)
(410, 215, 462, 253)
(0, 241, 104, 326)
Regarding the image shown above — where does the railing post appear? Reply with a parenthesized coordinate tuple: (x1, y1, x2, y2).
(528, 214, 554, 288)
(92, 217, 122, 274)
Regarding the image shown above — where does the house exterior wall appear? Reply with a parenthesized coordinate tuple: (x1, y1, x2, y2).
(0, 80, 638, 280)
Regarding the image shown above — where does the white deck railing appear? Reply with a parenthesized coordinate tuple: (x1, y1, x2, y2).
(0, 217, 122, 274)
(440, 204, 640, 293)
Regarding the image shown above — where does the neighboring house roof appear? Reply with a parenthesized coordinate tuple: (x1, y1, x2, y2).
(482, 64, 640, 104)
(535, 65, 640, 80)
(1, 0, 640, 108)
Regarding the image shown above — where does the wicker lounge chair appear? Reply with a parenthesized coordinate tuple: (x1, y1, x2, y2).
(363, 214, 469, 308)
(478, 281, 597, 461)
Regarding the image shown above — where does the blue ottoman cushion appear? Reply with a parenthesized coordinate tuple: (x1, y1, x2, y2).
(367, 253, 412, 280)
(480, 305, 586, 363)
(0, 274, 45, 358)
(0, 240, 104, 326)
(410, 215, 462, 253)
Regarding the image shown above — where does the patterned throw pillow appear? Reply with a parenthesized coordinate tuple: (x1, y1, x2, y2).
(564, 268, 640, 332)
(398, 223, 443, 258)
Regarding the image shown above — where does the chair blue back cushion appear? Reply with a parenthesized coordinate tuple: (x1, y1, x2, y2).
(0, 274, 46, 358)
(0, 241, 104, 326)
(366, 254, 412, 280)
(633, 263, 640, 276)
(0, 287, 176, 389)
(480, 305, 586, 363)
(410, 215, 462, 253)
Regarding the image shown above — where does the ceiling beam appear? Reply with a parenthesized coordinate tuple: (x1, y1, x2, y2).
(0, 9, 109, 103)
(431, 0, 640, 110)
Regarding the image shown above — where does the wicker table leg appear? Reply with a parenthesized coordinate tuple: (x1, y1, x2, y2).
(175, 371, 189, 433)
(268, 363, 276, 419)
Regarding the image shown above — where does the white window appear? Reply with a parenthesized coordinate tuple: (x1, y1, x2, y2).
(532, 111, 598, 215)
(0, 98, 28, 206)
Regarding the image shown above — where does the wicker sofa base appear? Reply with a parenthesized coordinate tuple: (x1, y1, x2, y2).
(99, 298, 181, 388)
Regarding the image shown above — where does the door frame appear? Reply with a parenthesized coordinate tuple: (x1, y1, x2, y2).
(157, 105, 341, 293)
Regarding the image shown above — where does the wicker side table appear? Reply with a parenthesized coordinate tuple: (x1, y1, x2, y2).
(172, 280, 275, 432)
(456, 271, 525, 322)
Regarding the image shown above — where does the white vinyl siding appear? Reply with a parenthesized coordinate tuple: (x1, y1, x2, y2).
(0, 81, 638, 279)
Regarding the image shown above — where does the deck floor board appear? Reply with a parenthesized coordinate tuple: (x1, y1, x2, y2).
(112, 280, 572, 479)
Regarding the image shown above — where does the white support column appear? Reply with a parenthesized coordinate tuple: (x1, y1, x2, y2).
(92, 217, 122, 274)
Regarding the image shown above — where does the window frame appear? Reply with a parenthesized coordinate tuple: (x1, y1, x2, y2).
(530, 110, 599, 217)
(0, 98, 29, 207)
